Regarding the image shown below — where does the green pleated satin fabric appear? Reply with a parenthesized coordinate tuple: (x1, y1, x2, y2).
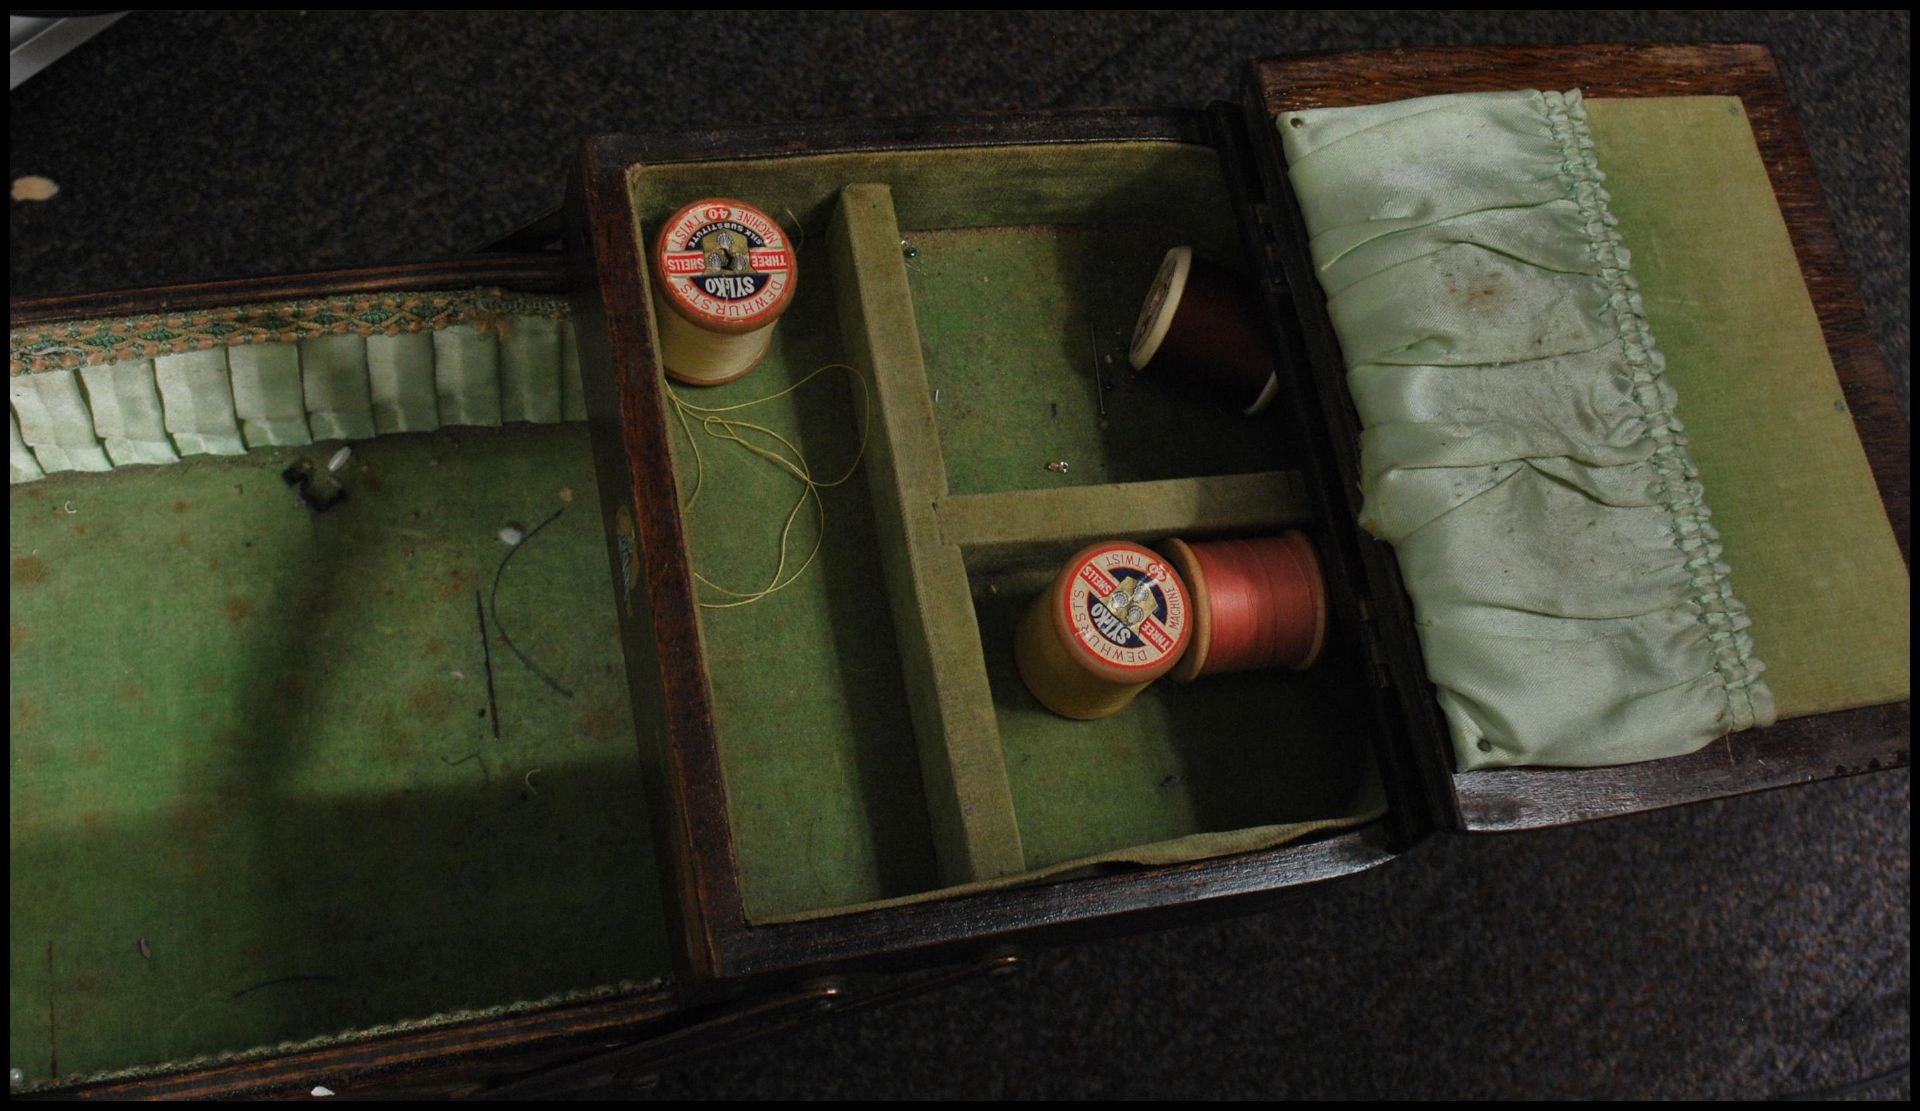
(1280, 89, 1775, 769)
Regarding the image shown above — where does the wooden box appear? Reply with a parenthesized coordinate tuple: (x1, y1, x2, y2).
(7, 43, 1906, 1098)
(566, 40, 1908, 987)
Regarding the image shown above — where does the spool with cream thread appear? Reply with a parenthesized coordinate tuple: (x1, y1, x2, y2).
(1015, 541, 1193, 720)
(652, 197, 798, 386)
(1128, 245, 1280, 415)
(1157, 532, 1327, 681)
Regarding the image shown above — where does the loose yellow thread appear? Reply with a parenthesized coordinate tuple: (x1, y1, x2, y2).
(668, 363, 871, 609)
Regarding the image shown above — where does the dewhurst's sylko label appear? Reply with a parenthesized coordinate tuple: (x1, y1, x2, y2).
(1064, 545, 1188, 670)
(658, 199, 794, 326)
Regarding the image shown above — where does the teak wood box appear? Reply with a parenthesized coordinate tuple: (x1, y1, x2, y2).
(9, 44, 1908, 1099)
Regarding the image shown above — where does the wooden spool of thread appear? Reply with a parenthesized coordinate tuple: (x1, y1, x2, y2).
(652, 198, 798, 386)
(1015, 541, 1193, 720)
(1158, 532, 1327, 681)
(1128, 245, 1280, 415)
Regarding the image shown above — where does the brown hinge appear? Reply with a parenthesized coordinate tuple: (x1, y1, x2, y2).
(1351, 596, 1392, 690)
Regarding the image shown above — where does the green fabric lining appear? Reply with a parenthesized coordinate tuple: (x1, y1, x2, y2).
(299, 334, 377, 442)
(646, 220, 946, 919)
(629, 149, 1384, 921)
(625, 142, 1240, 262)
(9, 425, 673, 1087)
(8, 288, 571, 378)
(154, 349, 247, 456)
(501, 315, 565, 424)
(1281, 89, 1775, 769)
(827, 183, 1027, 889)
(10, 306, 589, 485)
(909, 226, 1285, 496)
(10, 408, 44, 483)
(11, 368, 112, 474)
(367, 332, 441, 434)
(80, 360, 180, 466)
(1583, 97, 1910, 719)
(227, 344, 313, 448)
(433, 324, 503, 426)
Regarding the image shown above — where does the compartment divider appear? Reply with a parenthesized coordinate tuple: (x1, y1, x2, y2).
(938, 470, 1312, 567)
(828, 183, 1027, 885)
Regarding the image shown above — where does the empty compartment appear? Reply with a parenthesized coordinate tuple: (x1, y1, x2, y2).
(9, 422, 673, 1087)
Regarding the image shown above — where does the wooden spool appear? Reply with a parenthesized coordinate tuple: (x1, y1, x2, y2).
(1128, 245, 1280, 415)
(1015, 541, 1193, 720)
(652, 198, 798, 386)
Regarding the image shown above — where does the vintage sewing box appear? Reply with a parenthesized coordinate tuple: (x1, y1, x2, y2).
(7, 45, 1907, 1098)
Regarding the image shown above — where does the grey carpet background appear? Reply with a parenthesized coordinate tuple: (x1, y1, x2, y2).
(9, 10, 1908, 1101)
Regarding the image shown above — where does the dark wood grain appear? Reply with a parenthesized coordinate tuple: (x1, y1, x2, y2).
(583, 108, 1218, 170)
(1249, 44, 1911, 832)
(566, 140, 746, 989)
(7, 254, 570, 328)
(1455, 702, 1910, 831)
(704, 828, 1395, 982)
(29, 988, 680, 1101)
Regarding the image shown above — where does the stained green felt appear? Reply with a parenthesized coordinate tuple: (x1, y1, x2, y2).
(657, 257, 944, 922)
(971, 563, 1375, 869)
(626, 143, 1240, 261)
(1584, 97, 1910, 719)
(629, 146, 1384, 922)
(9, 424, 671, 1086)
(910, 225, 1285, 495)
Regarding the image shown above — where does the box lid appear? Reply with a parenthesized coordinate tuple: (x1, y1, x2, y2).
(1237, 43, 1910, 832)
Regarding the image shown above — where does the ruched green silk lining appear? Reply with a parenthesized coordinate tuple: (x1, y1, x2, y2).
(1280, 89, 1776, 769)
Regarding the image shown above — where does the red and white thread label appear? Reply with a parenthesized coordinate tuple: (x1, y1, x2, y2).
(1062, 546, 1188, 671)
(657, 199, 794, 326)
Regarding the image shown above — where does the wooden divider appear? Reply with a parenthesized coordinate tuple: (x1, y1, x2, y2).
(832, 183, 1323, 889)
(939, 471, 1312, 567)
(829, 184, 1027, 885)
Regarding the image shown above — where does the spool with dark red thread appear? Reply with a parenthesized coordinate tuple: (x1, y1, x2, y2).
(1158, 532, 1326, 681)
(1128, 245, 1280, 415)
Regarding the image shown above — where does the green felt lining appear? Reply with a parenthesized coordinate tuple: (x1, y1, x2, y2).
(828, 184, 1026, 889)
(910, 225, 1290, 495)
(9, 425, 672, 1088)
(629, 144, 1385, 922)
(1581, 97, 1909, 721)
